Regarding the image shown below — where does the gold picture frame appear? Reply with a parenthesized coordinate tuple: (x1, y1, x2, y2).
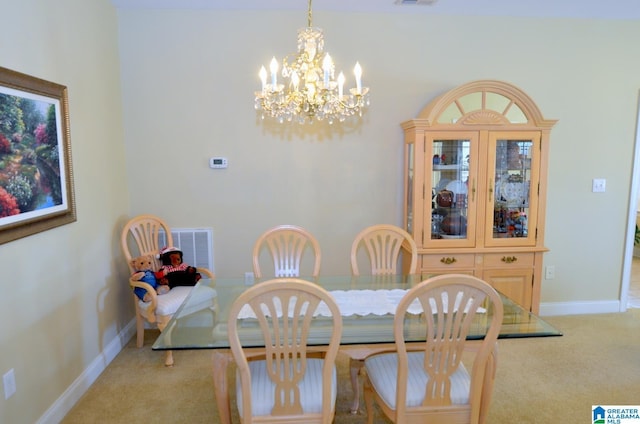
(0, 67, 76, 244)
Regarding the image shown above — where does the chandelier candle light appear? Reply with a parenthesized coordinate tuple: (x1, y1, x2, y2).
(254, 0, 370, 124)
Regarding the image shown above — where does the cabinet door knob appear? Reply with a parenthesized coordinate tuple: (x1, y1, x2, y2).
(440, 257, 457, 265)
(501, 256, 518, 263)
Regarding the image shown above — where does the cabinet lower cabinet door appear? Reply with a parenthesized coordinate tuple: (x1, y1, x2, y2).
(482, 268, 533, 311)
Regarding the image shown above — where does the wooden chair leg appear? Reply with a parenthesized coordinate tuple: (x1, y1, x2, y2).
(212, 351, 232, 424)
(363, 372, 375, 424)
(136, 315, 145, 348)
(479, 346, 498, 424)
(349, 357, 364, 414)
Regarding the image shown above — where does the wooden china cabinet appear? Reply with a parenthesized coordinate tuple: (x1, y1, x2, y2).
(401, 80, 556, 313)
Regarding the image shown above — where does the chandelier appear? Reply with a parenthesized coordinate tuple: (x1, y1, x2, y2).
(254, 0, 370, 124)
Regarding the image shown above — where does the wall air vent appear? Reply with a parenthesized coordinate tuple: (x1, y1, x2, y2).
(159, 227, 214, 273)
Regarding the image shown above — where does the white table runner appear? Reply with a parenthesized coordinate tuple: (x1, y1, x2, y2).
(237, 289, 485, 319)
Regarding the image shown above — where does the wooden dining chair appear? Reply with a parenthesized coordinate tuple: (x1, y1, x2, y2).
(252, 224, 322, 278)
(347, 223, 418, 413)
(121, 214, 214, 366)
(227, 278, 343, 424)
(350, 224, 418, 276)
(363, 274, 504, 424)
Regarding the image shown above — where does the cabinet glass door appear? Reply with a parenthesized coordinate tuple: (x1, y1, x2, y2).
(426, 133, 478, 247)
(486, 132, 540, 247)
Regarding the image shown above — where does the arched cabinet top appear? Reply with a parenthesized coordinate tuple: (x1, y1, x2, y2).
(402, 80, 557, 130)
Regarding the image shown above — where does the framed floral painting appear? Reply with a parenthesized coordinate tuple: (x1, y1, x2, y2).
(0, 67, 76, 244)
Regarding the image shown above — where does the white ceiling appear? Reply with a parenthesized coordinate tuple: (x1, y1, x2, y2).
(110, 0, 640, 20)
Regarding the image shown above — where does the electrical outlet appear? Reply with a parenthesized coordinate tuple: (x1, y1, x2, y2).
(3, 369, 16, 399)
(244, 272, 255, 285)
(545, 265, 555, 280)
(592, 178, 606, 193)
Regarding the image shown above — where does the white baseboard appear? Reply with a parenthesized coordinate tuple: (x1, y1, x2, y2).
(539, 300, 621, 316)
(36, 319, 137, 424)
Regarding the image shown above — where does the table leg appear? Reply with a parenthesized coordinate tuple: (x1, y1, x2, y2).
(212, 350, 232, 424)
(349, 358, 364, 414)
(340, 345, 397, 415)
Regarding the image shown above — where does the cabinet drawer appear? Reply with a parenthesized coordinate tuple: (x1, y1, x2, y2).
(483, 253, 534, 268)
(422, 253, 475, 269)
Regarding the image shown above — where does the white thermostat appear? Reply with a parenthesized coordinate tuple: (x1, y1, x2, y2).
(209, 157, 228, 169)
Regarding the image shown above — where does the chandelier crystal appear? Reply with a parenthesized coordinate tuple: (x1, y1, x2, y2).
(254, 0, 369, 124)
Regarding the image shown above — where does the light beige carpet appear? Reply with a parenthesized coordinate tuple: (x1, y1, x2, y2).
(62, 309, 640, 423)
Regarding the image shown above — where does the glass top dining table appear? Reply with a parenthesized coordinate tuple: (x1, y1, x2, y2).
(152, 274, 562, 352)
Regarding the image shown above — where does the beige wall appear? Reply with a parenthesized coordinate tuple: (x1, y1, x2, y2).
(1, 1, 640, 422)
(0, 1, 129, 423)
(119, 10, 640, 305)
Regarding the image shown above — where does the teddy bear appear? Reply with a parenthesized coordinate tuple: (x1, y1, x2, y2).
(130, 254, 169, 302)
(155, 246, 201, 289)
